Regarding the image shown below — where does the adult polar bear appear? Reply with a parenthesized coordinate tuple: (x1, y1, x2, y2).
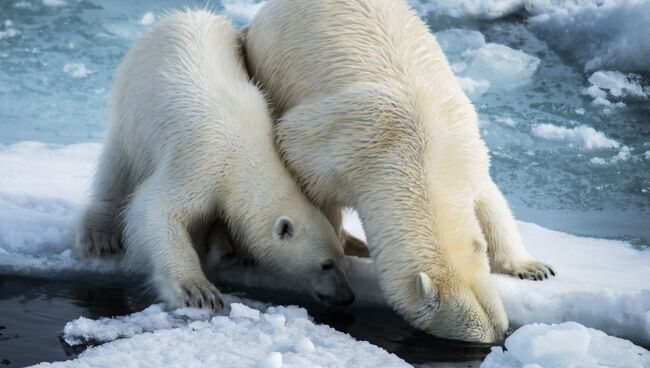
(245, 0, 555, 342)
(75, 10, 354, 309)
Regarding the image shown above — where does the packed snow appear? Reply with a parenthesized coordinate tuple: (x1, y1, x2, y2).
(36, 303, 410, 368)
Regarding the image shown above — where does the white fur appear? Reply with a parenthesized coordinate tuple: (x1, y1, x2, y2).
(245, 0, 553, 342)
(75, 10, 352, 309)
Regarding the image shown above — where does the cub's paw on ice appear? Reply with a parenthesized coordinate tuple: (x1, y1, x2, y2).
(74, 227, 123, 258)
(504, 259, 556, 281)
(165, 277, 225, 310)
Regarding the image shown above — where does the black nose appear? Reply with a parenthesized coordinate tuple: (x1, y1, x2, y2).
(337, 293, 355, 306)
(315, 292, 355, 306)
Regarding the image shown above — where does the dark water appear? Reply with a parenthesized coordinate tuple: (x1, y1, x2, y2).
(0, 275, 490, 367)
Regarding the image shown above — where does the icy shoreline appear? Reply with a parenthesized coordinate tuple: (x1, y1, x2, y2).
(1, 141, 649, 367)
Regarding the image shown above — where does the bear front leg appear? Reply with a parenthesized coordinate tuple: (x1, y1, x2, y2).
(475, 179, 555, 281)
(124, 185, 224, 310)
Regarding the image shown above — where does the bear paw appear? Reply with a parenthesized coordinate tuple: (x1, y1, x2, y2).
(75, 227, 123, 258)
(506, 259, 556, 281)
(172, 278, 225, 310)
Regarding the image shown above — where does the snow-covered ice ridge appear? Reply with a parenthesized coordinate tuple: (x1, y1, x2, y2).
(2, 141, 649, 366)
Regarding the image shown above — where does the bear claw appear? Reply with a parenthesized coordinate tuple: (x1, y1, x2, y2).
(175, 278, 224, 311)
(507, 259, 556, 281)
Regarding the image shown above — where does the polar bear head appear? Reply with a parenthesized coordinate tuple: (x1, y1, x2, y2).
(408, 270, 508, 343)
(213, 203, 354, 306)
(376, 236, 508, 343)
(267, 213, 355, 306)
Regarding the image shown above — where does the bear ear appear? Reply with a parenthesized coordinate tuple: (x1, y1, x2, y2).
(416, 272, 440, 309)
(273, 216, 295, 241)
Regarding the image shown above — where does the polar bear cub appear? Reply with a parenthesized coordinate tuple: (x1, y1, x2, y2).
(244, 0, 554, 342)
(74, 10, 353, 309)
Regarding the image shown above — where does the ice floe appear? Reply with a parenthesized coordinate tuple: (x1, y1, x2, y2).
(482, 322, 649, 368)
(38, 303, 409, 368)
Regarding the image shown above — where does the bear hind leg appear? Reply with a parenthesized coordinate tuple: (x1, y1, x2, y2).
(75, 147, 131, 258)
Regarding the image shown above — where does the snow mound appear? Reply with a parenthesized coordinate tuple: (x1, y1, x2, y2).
(481, 322, 650, 368)
(531, 124, 620, 150)
(39, 303, 409, 368)
(434, 29, 539, 99)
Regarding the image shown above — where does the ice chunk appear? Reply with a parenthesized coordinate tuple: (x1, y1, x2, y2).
(482, 322, 650, 367)
(434, 28, 539, 97)
(410, 0, 524, 19)
(588, 71, 648, 100)
(294, 337, 315, 354)
(257, 352, 283, 368)
(229, 302, 261, 320)
(102, 22, 142, 41)
(42, 0, 66, 6)
(435, 29, 486, 57)
(263, 313, 286, 328)
(528, 0, 650, 72)
(532, 124, 620, 150)
(0, 24, 20, 40)
(463, 43, 540, 90)
(63, 63, 90, 78)
(47, 303, 409, 367)
(139, 12, 155, 26)
(505, 322, 590, 366)
(222, 0, 266, 25)
(457, 76, 490, 100)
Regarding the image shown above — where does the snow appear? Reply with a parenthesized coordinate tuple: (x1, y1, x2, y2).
(2, 141, 650, 353)
(434, 29, 540, 99)
(256, 352, 283, 368)
(230, 302, 261, 320)
(531, 124, 620, 150)
(481, 322, 650, 368)
(40, 303, 409, 368)
(63, 63, 90, 78)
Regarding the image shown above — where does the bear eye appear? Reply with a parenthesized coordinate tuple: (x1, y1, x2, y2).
(321, 260, 334, 270)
